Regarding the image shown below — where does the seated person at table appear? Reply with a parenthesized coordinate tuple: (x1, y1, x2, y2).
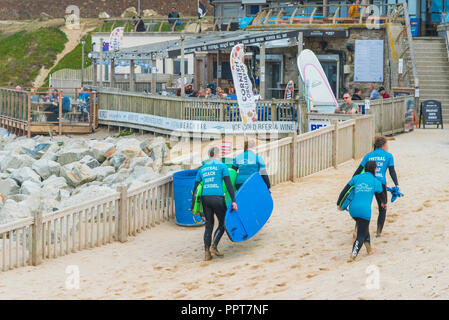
(227, 88, 237, 100)
(378, 87, 390, 99)
(335, 92, 358, 114)
(50, 89, 59, 103)
(61, 91, 71, 114)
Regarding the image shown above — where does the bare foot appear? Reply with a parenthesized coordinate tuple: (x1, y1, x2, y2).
(365, 243, 375, 255)
(347, 255, 356, 263)
(376, 232, 382, 238)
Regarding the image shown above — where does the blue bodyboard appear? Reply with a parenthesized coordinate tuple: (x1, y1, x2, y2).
(225, 172, 273, 242)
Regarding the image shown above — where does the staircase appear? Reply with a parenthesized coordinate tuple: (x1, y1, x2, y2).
(413, 37, 449, 124)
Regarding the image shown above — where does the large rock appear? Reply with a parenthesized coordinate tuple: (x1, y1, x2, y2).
(121, 7, 138, 18)
(60, 163, 96, 187)
(10, 167, 41, 185)
(147, 137, 168, 162)
(126, 166, 158, 184)
(0, 200, 32, 224)
(57, 148, 94, 166)
(143, 9, 158, 17)
(98, 11, 110, 19)
(4, 139, 36, 154)
(20, 180, 41, 195)
(79, 155, 100, 169)
(129, 156, 153, 170)
(32, 159, 61, 180)
(103, 169, 131, 185)
(42, 175, 69, 191)
(91, 166, 115, 181)
(1, 154, 35, 171)
(39, 12, 52, 21)
(60, 185, 115, 210)
(90, 141, 116, 162)
(21, 143, 51, 159)
(109, 154, 126, 169)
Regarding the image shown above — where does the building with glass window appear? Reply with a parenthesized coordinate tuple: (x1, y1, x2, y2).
(210, 0, 449, 35)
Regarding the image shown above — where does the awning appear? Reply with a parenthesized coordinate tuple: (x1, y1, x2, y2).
(91, 29, 302, 61)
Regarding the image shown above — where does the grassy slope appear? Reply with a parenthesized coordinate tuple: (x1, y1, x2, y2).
(0, 28, 67, 87)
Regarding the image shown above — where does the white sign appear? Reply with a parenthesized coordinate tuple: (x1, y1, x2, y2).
(398, 58, 403, 74)
(308, 119, 331, 132)
(354, 40, 384, 82)
(99, 109, 297, 134)
(230, 44, 257, 124)
(109, 27, 124, 52)
(365, 99, 371, 109)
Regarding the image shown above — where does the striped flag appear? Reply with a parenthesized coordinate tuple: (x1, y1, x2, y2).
(198, 1, 207, 19)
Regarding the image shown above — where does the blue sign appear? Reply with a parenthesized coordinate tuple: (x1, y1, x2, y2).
(410, 18, 419, 37)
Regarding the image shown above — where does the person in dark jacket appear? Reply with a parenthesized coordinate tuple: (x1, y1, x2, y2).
(168, 7, 180, 31)
(352, 88, 363, 100)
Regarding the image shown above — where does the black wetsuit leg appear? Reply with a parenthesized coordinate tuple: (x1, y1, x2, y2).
(202, 195, 227, 250)
(352, 217, 370, 258)
(375, 184, 388, 234)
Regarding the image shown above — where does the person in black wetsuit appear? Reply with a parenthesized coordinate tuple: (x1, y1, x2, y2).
(352, 136, 400, 237)
(192, 147, 238, 261)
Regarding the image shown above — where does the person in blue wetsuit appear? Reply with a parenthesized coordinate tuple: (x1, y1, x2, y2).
(352, 136, 400, 237)
(192, 147, 238, 261)
(232, 139, 271, 191)
(338, 161, 386, 261)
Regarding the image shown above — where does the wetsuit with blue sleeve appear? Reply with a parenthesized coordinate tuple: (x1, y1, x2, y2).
(353, 148, 398, 234)
(192, 159, 236, 251)
(232, 150, 271, 190)
(338, 172, 385, 258)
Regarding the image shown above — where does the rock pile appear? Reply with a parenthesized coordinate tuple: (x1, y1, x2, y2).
(0, 128, 181, 225)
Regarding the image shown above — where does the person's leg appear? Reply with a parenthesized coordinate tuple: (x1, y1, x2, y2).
(202, 197, 215, 260)
(350, 218, 370, 261)
(375, 185, 387, 236)
(211, 197, 227, 256)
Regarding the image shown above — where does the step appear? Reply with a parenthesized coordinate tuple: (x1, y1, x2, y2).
(415, 62, 449, 67)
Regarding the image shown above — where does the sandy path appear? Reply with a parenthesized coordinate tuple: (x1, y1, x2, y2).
(1, 128, 448, 300)
(33, 22, 98, 89)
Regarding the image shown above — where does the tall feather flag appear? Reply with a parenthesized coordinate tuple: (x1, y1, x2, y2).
(230, 44, 258, 124)
(198, 1, 207, 19)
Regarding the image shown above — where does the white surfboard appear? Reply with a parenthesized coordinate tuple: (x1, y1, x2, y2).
(297, 49, 338, 113)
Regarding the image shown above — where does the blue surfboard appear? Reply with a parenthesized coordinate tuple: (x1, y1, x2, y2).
(225, 172, 273, 242)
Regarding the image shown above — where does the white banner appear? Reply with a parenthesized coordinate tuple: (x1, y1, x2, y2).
(109, 27, 124, 52)
(99, 109, 297, 134)
(230, 44, 257, 124)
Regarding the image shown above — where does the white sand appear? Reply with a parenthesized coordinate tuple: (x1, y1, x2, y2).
(1, 128, 448, 300)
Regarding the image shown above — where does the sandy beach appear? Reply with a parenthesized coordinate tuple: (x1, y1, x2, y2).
(0, 128, 448, 300)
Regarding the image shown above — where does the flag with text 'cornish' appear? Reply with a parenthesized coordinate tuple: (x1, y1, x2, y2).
(198, 1, 207, 19)
(230, 44, 257, 124)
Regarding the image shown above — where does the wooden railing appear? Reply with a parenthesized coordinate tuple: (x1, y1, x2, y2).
(0, 88, 30, 137)
(0, 115, 374, 271)
(97, 89, 299, 123)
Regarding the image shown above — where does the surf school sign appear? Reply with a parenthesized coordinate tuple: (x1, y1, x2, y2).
(230, 44, 257, 124)
(99, 109, 296, 134)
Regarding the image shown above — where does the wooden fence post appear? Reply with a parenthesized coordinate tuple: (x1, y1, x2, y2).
(117, 186, 128, 243)
(289, 132, 297, 181)
(332, 120, 339, 168)
(58, 93, 62, 135)
(27, 93, 31, 138)
(352, 119, 357, 159)
(31, 210, 43, 266)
